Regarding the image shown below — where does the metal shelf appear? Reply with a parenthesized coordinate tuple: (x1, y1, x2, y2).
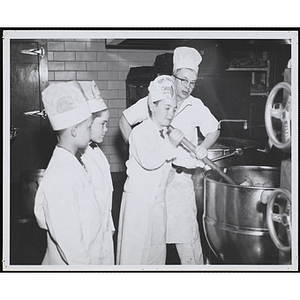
(227, 60, 270, 96)
(226, 66, 268, 71)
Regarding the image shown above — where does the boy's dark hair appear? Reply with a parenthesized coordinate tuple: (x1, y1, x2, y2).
(92, 109, 108, 120)
(148, 100, 159, 117)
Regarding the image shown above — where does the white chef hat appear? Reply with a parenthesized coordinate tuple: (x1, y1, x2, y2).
(148, 75, 176, 104)
(173, 46, 202, 74)
(70, 81, 107, 113)
(42, 82, 91, 131)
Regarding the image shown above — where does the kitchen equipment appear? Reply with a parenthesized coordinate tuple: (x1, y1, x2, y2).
(264, 62, 292, 264)
(217, 137, 260, 151)
(266, 187, 291, 253)
(168, 125, 236, 185)
(218, 119, 248, 130)
(203, 165, 281, 264)
(207, 142, 243, 168)
(193, 137, 258, 208)
(264, 82, 291, 151)
(206, 119, 257, 168)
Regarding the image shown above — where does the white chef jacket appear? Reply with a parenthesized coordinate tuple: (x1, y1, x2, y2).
(117, 119, 176, 265)
(34, 147, 103, 265)
(123, 95, 219, 248)
(81, 144, 115, 265)
(124, 95, 219, 168)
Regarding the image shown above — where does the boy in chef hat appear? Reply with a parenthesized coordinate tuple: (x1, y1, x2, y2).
(116, 75, 184, 265)
(71, 80, 115, 265)
(34, 82, 104, 265)
(119, 46, 219, 265)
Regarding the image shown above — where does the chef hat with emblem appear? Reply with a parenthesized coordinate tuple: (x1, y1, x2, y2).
(148, 75, 176, 104)
(42, 82, 91, 131)
(173, 46, 202, 74)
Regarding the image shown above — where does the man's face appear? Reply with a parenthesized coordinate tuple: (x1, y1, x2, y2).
(173, 68, 197, 101)
(151, 97, 177, 129)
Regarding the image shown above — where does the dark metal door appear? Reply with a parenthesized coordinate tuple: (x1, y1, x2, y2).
(10, 40, 54, 183)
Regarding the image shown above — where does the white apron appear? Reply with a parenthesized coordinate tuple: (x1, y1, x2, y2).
(123, 96, 218, 253)
(34, 147, 102, 265)
(81, 145, 115, 264)
(116, 119, 176, 265)
(117, 186, 167, 265)
(165, 169, 200, 244)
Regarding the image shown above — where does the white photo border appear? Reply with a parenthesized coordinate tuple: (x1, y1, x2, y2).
(2, 28, 299, 272)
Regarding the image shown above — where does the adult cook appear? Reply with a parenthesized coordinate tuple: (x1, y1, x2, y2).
(119, 46, 220, 264)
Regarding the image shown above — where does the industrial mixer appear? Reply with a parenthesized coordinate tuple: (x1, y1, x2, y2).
(203, 60, 293, 265)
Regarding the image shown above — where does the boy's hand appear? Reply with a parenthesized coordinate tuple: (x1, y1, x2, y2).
(169, 128, 184, 147)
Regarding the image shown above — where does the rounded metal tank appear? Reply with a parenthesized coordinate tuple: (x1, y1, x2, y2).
(203, 166, 281, 264)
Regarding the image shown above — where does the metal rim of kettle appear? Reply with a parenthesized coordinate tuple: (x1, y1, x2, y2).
(203, 165, 280, 188)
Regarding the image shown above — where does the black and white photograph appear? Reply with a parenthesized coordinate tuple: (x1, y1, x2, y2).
(2, 29, 298, 274)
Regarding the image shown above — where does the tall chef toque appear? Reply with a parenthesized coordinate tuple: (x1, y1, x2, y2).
(69, 80, 107, 113)
(148, 75, 176, 104)
(173, 46, 202, 74)
(42, 82, 91, 131)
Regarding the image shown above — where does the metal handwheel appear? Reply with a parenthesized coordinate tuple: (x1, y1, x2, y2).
(265, 82, 291, 150)
(266, 188, 292, 252)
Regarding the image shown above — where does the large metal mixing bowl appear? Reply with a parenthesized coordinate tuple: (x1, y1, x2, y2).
(203, 166, 281, 264)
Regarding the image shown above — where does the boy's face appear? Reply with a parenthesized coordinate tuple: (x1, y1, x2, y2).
(151, 97, 177, 129)
(91, 110, 109, 143)
(75, 116, 93, 149)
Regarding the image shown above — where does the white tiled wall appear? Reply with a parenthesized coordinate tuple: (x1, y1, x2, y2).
(47, 39, 171, 172)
